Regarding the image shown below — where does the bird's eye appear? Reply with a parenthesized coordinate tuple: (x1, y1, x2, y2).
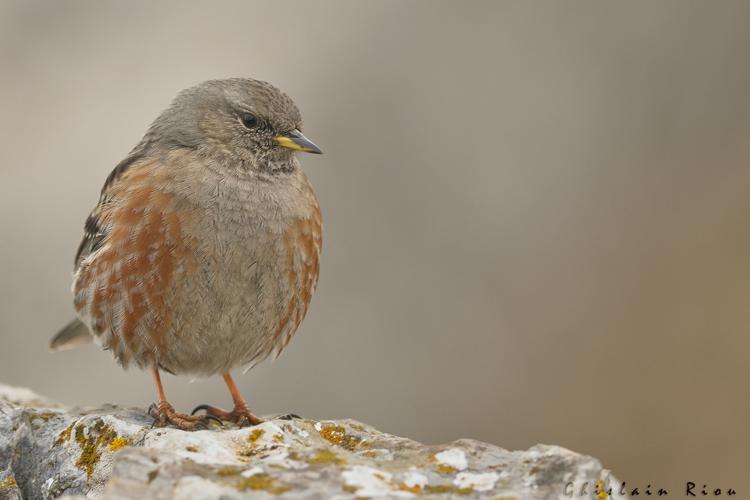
(240, 113, 258, 129)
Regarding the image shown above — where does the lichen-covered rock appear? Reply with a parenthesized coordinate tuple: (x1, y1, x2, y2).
(0, 384, 622, 499)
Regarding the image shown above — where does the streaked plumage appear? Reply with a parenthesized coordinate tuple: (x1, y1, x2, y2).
(51, 78, 323, 428)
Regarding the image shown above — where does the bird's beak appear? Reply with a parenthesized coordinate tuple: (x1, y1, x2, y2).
(274, 129, 323, 154)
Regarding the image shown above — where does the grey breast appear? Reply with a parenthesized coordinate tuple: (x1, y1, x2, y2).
(159, 161, 315, 376)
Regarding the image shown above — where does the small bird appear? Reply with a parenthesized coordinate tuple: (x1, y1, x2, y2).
(50, 78, 323, 429)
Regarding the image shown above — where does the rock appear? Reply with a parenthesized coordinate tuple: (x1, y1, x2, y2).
(0, 383, 622, 499)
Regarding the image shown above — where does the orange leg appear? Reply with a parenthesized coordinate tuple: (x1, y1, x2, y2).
(149, 367, 218, 430)
(192, 372, 264, 426)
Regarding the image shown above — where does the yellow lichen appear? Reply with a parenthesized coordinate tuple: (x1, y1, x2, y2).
(397, 482, 421, 494)
(75, 425, 101, 477)
(272, 434, 284, 444)
(247, 428, 265, 445)
(595, 479, 609, 499)
(185, 445, 199, 452)
(216, 467, 241, 476)
(29, 411, 58, 425)
(318, 424, 345, 444)
(307, 449, 344, 465)
(425, 484, 473, 495)
(54, 423, 74, 446)
(68, 420, 123, 477)
(361, 450, 377, 458)
(236, 474, 290, 494)
(109, 437, 129, 452)
(237, 447, 259, 458)
(435, 464, 458, 475)
(318, 424, 364, 451)
(0, 476, 17, 489)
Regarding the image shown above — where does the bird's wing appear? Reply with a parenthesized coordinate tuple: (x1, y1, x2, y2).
(74, 152, 145, 269)
(52, 153, 151, 352)
(69, 152, 197, 369)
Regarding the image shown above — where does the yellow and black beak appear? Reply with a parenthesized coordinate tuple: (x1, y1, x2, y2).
(274, 129, 323, 154)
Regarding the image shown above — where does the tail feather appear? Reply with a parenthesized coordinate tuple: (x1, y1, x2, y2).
(49, 318, 92, 352)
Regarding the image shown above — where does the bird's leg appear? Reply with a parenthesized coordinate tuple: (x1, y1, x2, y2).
(148, 367, 219, 430)
(192, 372, 265, 426)
(222, 372, 265, 425)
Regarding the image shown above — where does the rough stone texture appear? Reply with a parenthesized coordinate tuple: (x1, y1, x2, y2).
(0, 384, 622, 499)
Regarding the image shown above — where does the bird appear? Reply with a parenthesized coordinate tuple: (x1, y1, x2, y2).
(49, 78, 323, 430)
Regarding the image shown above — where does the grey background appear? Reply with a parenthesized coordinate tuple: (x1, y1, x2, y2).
(1, 0, 749, 494)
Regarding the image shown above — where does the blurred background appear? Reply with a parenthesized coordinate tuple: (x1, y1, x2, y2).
(1, 0, 749, 494)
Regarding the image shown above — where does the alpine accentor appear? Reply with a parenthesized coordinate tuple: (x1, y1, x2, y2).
(50, 78, 323, 429)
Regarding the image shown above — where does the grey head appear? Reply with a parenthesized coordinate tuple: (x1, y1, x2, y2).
(140, 78, 321, 174)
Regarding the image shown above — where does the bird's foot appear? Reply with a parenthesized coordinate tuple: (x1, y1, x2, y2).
(192, 403, 265, 426)
(148, 402, 222, 431)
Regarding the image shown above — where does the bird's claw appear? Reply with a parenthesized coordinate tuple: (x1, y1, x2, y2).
(148, 401, 221, 431)
(278, 413, 302, 420)
(191, 403, 264, 426)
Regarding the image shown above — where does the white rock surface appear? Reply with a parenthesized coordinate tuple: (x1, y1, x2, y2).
(0, 384, 623, 499)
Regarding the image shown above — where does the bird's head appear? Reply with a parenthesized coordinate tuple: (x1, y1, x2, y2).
(147, 78, 322, 174)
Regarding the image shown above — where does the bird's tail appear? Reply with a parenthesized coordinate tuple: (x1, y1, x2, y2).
(49, 318, 92, 352)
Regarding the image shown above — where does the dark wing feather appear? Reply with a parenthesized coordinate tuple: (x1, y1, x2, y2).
(74, 212, 106, 267)
(74, 150, 146, 268)
(49, 318, 91, 351)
